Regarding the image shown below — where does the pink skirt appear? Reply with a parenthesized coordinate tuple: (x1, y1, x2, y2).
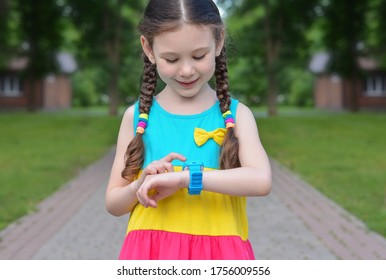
(119, 230, 255, 260)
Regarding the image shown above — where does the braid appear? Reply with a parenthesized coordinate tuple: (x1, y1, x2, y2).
(215, 48, 241, 169)
(122, 53, 157, 181)
(139, 53, 157, 114)
(215, 48, 230, 113)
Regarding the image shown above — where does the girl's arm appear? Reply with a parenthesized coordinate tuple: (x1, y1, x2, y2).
(105, 106, 138, 216)
(137, 103, 272, 208)
(201, 102, 272, 196)
(105, 106, 186, 216)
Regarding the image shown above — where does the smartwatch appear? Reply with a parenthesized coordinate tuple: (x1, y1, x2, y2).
(183, 162, 204, 195)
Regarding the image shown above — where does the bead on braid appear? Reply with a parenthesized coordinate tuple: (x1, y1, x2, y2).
(222, 110, 235, 129)
(136, 113, 149, 135)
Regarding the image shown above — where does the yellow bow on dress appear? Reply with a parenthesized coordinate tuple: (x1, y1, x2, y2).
(194, 127, 227, 147)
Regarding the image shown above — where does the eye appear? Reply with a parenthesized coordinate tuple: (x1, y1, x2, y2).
(193, 54, 206, 60)
(165, 58, 178, 63)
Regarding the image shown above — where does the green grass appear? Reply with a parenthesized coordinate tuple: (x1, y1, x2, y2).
(256, 110, 386, 237)
(0, 110, 120, 230)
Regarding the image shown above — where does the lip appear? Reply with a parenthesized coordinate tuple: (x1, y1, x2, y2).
(177, 78, 199, 88)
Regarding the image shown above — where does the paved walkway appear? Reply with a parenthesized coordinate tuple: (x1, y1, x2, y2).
(1, 147, 386, 260)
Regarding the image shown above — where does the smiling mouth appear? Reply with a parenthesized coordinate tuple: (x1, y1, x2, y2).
(178, 78, 199, 87)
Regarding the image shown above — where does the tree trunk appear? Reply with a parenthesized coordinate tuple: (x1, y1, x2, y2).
(104, 0, 123, 116)
(263, 1, 280, 117)
(343, 76, 360, 112)
(27, 78, 43, 111)
(0, 0, 7, 21)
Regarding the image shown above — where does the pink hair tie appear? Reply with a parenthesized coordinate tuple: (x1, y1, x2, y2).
(137, 121, 147, 129)
(225, 117, 235, 124)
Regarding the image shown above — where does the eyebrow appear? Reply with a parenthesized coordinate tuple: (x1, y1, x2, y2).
(159, 47, 210, 56)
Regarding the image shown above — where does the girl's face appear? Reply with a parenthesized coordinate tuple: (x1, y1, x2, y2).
(141, 24, 224, 100)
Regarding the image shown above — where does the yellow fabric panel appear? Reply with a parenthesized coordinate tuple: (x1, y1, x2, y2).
(127, 167, 249, 240)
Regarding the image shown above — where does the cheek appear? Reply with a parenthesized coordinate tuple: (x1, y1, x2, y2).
(199, 57, 216, 76)
(156, 62, 175, 79)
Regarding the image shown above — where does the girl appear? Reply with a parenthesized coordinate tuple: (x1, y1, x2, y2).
(105, 0, 272, 260)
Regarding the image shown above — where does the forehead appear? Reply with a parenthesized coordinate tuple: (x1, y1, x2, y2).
(152, 24, 215, 54)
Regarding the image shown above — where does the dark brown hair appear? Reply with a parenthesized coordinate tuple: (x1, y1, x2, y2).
(122, 0, 240, 181)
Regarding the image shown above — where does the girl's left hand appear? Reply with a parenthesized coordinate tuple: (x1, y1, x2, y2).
(136, 171, 188, 208)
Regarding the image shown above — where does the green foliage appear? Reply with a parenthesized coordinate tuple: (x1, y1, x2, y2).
(0, 0, 21, 66)
(72, 68, 107, 107)
(65, 0, 146, 114)
(2, 0, 386, 112)
(17, 0, 65, 77)
(281, 69, 314, 107)
(321, 0, 368, 77)
(224, 0, 318, 110)
(366, 0, 386, 67)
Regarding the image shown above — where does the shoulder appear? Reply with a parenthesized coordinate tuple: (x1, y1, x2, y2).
(229, 99, 253, 120)
(122, 105, 135, 126)
(118, 104, 137, 140)
(234, 102, 259, 137)
(122, 101, 140, 126)
(235, 102, 255, 122)
(123, 104, 135, 119)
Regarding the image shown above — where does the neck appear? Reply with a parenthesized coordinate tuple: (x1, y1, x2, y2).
(156, 84, 218, 115)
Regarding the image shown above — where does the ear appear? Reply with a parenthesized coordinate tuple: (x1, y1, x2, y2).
(215, 29, 225, 57)
(140, 35, 156, 64)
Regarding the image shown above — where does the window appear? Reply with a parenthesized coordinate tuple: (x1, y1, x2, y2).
(364, 73, 386, 97)
(0, 75, 23, 97)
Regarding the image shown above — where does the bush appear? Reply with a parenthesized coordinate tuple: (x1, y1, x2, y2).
(72, 69, 103, 107)
(287, 70, 314, 107)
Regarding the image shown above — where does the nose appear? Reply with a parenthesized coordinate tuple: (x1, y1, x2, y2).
(179, 60, 195, 77)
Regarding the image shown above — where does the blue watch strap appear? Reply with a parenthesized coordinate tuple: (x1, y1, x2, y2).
(183, 162, 204, 195)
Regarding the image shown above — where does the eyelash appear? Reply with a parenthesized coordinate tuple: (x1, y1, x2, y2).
(166, 58, 178, 63)
(165, 55, 206, 64)
(193, 54, 206, 60)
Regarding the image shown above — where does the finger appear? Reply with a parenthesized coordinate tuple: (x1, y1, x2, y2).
(142, 166, 157, 178)
(155, 162, 174, 173)
(163, 162, 174, 173)
(136, 177, 155, 207)
(136, 184, 150, 207)
(137, 189, 152, 208)
(154, 163, 166, 174)
(136, 190, 145, 207)
(146, 197, 158, 208)
(150, 192, 166, 206)
(161, 152, 186, 163)
(137, 167, 155, 186)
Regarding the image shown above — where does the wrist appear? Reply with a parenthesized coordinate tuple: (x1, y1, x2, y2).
(180, 170, 190, 189)
(183, 161, 204, 195)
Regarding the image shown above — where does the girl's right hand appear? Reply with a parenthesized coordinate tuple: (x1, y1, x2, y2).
(135, 152, 186, 191)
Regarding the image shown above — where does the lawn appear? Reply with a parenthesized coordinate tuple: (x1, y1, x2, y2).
(0, 110, 120, 231)
(256, 110, 386, 237)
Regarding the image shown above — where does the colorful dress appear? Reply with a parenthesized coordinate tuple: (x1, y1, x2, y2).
(119, 98, 255, 260)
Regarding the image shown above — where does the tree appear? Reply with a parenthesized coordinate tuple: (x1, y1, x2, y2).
(0, 0, 20, 67)
(0, 0, 9, 66)
(321, 0, 369, 112)
(219, 0, 318, 116)
(66, 0, 145, 116)
(367, 0, 386, 67)
(1, 0, 65, 111)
